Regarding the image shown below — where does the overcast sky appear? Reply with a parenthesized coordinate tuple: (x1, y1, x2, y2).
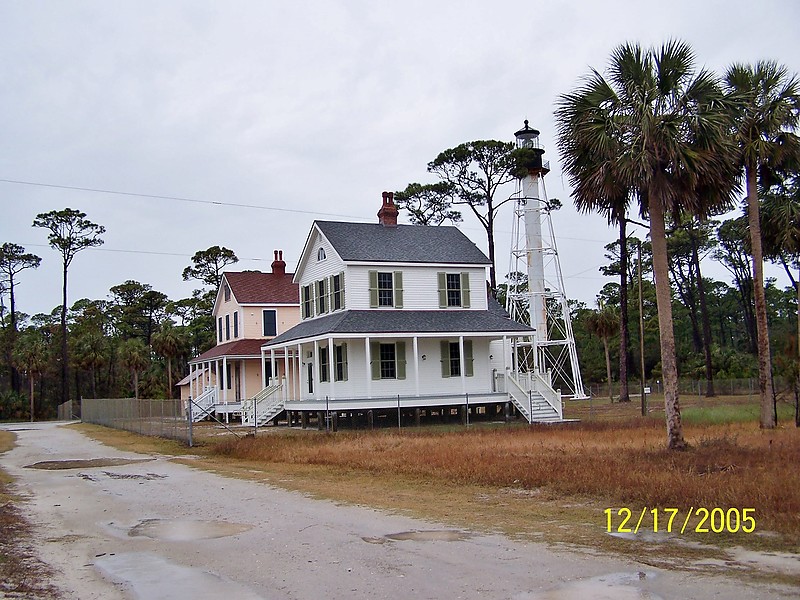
(2, 0, 798, 320)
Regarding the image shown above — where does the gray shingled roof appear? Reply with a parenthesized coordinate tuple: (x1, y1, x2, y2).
(315, 221, 491, 264)
(265, 310, 532, 345)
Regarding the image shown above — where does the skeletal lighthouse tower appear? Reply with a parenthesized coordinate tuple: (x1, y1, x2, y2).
(506, 121, 586, 399)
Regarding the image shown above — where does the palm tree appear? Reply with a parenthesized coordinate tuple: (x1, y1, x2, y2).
(119, 338, 150, 399)
(554, 92, 634, 404)
(725, 61, 800, 428)
(585, 304, 620, 402)
(556, 41, 738, 449)
(152, 323, 187, 397)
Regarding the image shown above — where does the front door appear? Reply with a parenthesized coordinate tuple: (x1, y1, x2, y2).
(307, 362, 314, 394)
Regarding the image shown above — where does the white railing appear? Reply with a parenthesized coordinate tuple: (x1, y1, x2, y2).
(241, 383, 284, 427)
(190, 386, 217, 422)
(505, 372, 562, 422)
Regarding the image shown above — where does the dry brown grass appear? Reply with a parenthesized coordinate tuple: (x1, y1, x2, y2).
(212, 419, 800, 541)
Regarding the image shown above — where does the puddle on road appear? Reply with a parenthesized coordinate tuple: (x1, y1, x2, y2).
(382, 530, 472, 542)
(128, 519, 252, 541)
(25, 458, 151, 470)
(514, 572, 662, 600)
(95, 552, 266, 600)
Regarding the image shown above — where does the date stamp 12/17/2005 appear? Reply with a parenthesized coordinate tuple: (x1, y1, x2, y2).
(604, 507, 756, 534)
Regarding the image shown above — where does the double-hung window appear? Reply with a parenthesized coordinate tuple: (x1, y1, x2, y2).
(334, 344, 348, 381)
(438, 272, 471, 308)
(319, 346, 330, 382)
(440, 340, 474, 377)
(370, 341, 406, 380)
(332, 273, 344, 311)
(263, 310, 277, 336)
(369, 271, 403, 308)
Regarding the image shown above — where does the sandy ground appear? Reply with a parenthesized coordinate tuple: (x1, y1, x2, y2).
(1, 421, 797, 600)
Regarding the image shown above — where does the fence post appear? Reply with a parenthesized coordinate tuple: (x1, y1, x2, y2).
(397, 395, 401, 430)
(465, 393, 470, 427)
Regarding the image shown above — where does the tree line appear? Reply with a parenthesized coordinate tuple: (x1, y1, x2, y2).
(0, 212, 238, 420)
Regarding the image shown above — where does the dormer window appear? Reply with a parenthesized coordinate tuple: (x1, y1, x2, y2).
(317, 247, 326, 261)
(223, 281, 231, 302)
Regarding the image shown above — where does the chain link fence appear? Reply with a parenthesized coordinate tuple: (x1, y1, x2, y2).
(81, 398, 189, 443)
(586, 377, 791, 401)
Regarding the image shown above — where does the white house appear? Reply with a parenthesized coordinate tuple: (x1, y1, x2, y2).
(254, 192, 563, 429)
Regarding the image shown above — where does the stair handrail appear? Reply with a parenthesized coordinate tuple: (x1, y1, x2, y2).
(242, 383, 283, 425)
(527, 371, 562, 419)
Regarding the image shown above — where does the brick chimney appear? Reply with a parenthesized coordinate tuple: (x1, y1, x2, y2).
(377, 191, 398, 227)
(271, 250, 286, 277)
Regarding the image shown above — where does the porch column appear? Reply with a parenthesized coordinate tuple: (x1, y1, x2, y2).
(261, 347, 266, 389)
(283, 348, 290, 400)
(459, 335, 466, 394)
(241, 359, 247, 400)
(270, 348, 276, 387)
(296, 344, 302, 400)
(222, 356, 228, 403)
(190, 363, 195, 400)
(503, 336, 509, 375)
(364, 336, 372, 399)
(327, 337, 335, 399)
(412, 336, 420, 397)
(313, 339, 320, 397)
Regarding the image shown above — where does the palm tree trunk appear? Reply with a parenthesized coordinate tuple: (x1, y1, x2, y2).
(618, 219, 630, 402)
(29, 373, 35, 422)
(167, 358, 173, 398)
(746, 165, 776, 428)
(649, 198, 686, 450)
(603, 337, 613, 402)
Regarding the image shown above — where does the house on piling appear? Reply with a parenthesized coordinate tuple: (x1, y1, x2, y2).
(252, 192, 563, 429)
(179, 251, 300, 421)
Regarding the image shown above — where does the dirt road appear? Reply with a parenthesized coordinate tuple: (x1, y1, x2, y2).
(1, 422, 796, 599)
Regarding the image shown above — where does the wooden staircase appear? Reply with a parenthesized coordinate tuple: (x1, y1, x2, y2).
(241, 384, 285, 427)
(506, 372, 563, 423)
(190, 387, 217, 422)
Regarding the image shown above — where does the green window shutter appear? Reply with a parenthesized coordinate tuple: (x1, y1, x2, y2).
(394, 271, 403, 308)
(318, 279, 327, 314)
(370, 341, 381, 380)
(301, 286, 307, 319)
(369, 270, 378, 308)
(341, 343, 348, 381)
(396, 341, 406, 380)
(440, 340, 451, 378)
(328, 275, 335, 311)
(340, 271, 346, 309)
(464, 340, 474, 377)
(437, 272, 447, 308)
(461, 272, 471, 308)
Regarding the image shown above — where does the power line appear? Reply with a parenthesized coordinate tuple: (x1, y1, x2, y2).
(0, 178, 366, 220)
(17, 242, 273, 263)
